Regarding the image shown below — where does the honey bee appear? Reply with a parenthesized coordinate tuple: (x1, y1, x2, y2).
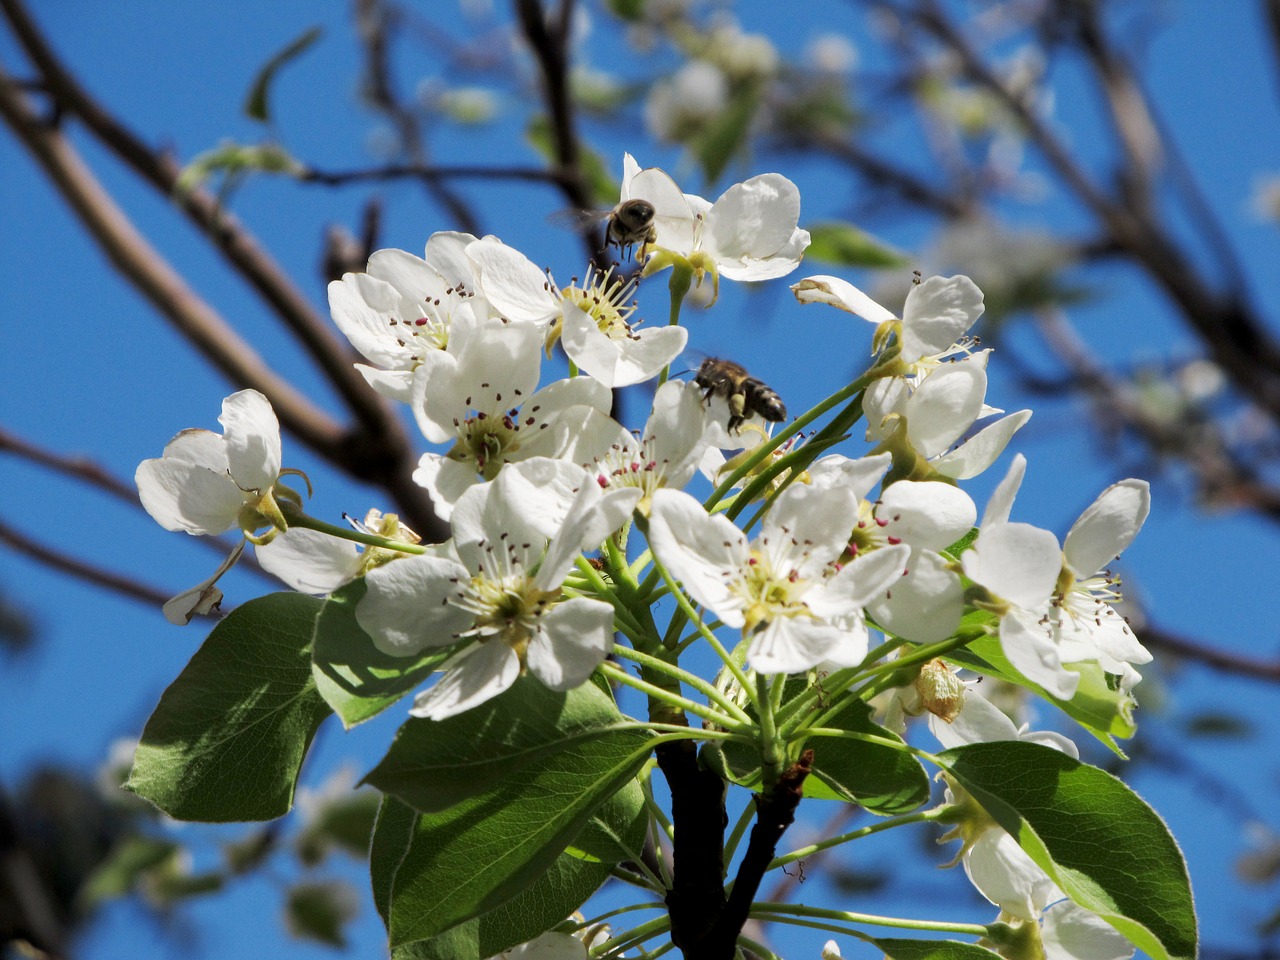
(695, 357, 787, 433)
(556, 198, 657, 259)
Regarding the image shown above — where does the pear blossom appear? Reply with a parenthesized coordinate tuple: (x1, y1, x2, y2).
(136, 389, 298, 624)
(467, 237, 687, 388)
(793, 274, 1028, 479)
(938, 715, 1078, 923)
(327, 232, 490, 402)
(357, 459, 641, 719)
(588, 379, 710, 513)
(962, 456, 1151, 699)
(409, 312, 618, 519)
(622, 154, 811, 298)
(256, 509, 421, 595)
(647, 484, 910, 673)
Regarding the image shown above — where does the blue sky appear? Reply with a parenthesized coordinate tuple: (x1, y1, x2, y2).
(4, 2, 1280, 958)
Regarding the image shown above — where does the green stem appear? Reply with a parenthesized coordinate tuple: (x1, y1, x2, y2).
(597, 661, 748, 732)
(656, 263, 693, 386)
(593, 915, 673, 958)
(613, 645, 754, 726)
(749, 902, 990, 937)
(576, 900, 668, 929)
(757, 673, 784, 787)
(770, 808, 944, 868)
(283, 510, 425, 554)
(722, 796, 758, 865)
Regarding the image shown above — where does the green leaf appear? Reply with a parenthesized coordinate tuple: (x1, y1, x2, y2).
(800, 699, 930, 814)
(284, 880, 358, 948)
(79, 836, 180, 906)
(718, 680, 929, 814)
(244, 26, 323, 122)
(804, 221, 911, 269)
(525, 116, 617, 206)
(872, 938, 1004, 960)
(372, 796, 610, 959)
(311, 579, 453, 727)
(945, 632, 1137, 755)
(364, 673, 647, 814)
(364, 675, 651, 945)
(126, 593, 331, 822)
(934, 741, 1197, 960)
(691, 84, 760, 185)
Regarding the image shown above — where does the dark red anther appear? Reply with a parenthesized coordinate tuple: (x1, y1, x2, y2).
(414, 318, 430, 326)
(887, 536, 902, 545)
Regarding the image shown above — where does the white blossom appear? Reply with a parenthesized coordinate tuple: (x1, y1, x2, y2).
(647, 484, 909, 673)
(409, 313, 618, 519)
(357, 459, 640, 718)
(468, 237, 687, 388)
(136, 389, 293, 624)
(327, 232, 489, 402)
(622, 154, 811, 296)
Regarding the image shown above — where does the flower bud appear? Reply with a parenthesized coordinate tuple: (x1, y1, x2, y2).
(916, 659, 966, 724)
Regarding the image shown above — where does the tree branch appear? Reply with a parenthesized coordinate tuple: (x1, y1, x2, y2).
(0, 516, 173, 610)
(0, 68, 342, 455)
(0, 0, 401, 444)
(0, 426, 275, 579)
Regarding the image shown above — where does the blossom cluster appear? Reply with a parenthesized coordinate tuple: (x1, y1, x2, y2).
(135, 153, 1153, 960)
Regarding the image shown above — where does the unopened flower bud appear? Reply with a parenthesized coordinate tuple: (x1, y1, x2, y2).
(916, 658, 966, 723)
(821, 940, 842, 959)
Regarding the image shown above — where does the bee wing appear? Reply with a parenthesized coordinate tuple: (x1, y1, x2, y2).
(548, 207, 611, 231)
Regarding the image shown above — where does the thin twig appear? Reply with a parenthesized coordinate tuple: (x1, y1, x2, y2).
(0, 516, 173, 609)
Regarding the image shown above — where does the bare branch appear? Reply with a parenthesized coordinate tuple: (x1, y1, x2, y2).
(0, 68, 343, 455)
(0, 426, 277, 580)
(299, 162, 571, 187)
(354, 0, 482, 236)
(908, 0, 1280, 430)
(0, 516, 173, 610)
(0, 0, 399, 442)
(1141, 623, 1280, 684)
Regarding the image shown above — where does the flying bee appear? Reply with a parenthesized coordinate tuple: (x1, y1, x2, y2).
(554, 198, 658, 260)
(694, 357, 787, 433)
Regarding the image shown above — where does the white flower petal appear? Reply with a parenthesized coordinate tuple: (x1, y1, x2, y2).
(867, 549, 964, 643)
(791, 275, 897, 323)
(366, 248, 445, 304)
(624, 163, 696, 253)
(928, 688, 1020, 750)
(706, 173, 801, 263)
(1063, 479, 1150, 577)
(562, 304, 688, 388)
(538, 486, 641, 591)
(161, 428, 228, 472)
(423, 230, 482, 288)
(964, 827, 1062, 922)
(410, 641, 521, 720)
(807, 453, 892, 501)
(1040, 902, 1135, 960)
(647, 489, 749, 627)
(327, 273, 414, 369)
(748, 616, 848, 675)
(218, 389, 281, 491)
(135, 458, 244, 535)
(900, 275, 984, 364)
(764, 482, 860, 575)
(933, 410, 1032, 480)
(963, 522, 1060, 610)
(810, 543, 911, 616)
(355, 364, 417, 404)
(527, 597, 615, 690)
(905, 362, 987, 459)
(878, 481, 976, 552)
(468, 238, 560, 323)
(1001, 608, 1079, 700)
(255, 528, 362, 595)
(358, 555, 473, 656)
(982, 453, 1027, 528)
(411, 454, 478, 523)
(864, 376, 910, 440)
